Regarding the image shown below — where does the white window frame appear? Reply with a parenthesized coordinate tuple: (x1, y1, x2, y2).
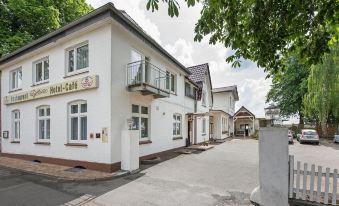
(132, 104, 150, 140)
(36, 106, 50, 142)
(9, 68, 22, 91)
(68, 100, 87, 143)
(173, 113, 182, 137)
(165, 71, 176, 93)
(202, 118, 206, 135)
(11, 110, 20, 140)
(33, 57, 49, 85)
(65, 42, 89, 76)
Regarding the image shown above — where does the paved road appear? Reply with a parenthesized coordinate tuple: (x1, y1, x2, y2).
(85, 139, 260, 206)
(0, 166, 135, 206)
(1, 138, 338, 206)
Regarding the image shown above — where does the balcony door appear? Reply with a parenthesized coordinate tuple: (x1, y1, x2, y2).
(131, 50, 143, 84)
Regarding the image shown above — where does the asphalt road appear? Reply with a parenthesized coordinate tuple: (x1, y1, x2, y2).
(1, 138, 338, 206)
(0, 166, 140, 206)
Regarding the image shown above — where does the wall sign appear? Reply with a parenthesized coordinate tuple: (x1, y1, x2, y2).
(2, 131, 9, 139)
(4, 75, 99, 105)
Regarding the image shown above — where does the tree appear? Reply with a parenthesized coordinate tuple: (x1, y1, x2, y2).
(0, 0, 93, 57)
(303, 42, 339, 136)
(146, 0, 339, 73)
(266, 56, 310, 124)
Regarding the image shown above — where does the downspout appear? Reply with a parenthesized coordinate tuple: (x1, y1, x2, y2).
(194, 89, 198, 144)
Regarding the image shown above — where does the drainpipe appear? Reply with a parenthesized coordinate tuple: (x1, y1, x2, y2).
(193, 90, 197, 144)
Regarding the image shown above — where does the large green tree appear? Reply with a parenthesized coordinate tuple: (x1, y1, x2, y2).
(0, 0, 93, 57)
(266, 56, 310, 124)
(303, 42, 339, 136)
(146, 0, 339, 74)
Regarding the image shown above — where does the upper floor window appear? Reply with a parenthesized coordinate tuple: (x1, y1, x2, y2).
(185, 82, 196, 99)
(166, 71, 176, 93)
(9, 68, 22, 91)
(202, 90, 207, 106)
(33, 57, 49, 84)
(173, 114, 182, 137)
(37, 106, 50, 141)
(67, 43, 89, 74)
(68, 101, 87, 142)
(12, 110, 20, 140)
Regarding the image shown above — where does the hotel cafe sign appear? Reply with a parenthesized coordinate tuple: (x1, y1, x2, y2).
(4, 75, 99, 105)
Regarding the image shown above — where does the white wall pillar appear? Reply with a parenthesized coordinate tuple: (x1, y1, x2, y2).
(250, 128, 289, 206)
(121, 130, 139, 171)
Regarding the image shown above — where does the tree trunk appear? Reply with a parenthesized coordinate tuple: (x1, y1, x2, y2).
(299, 112, 304, 125)
(321, 121, 327, 138)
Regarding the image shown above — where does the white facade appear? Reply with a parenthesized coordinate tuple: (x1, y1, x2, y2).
(0, 6, 211, 172)
(210, 86, 239, 139)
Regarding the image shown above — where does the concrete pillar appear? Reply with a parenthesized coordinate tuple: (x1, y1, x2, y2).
(250, 128, 289, 206)
(121, 130, 139, 171)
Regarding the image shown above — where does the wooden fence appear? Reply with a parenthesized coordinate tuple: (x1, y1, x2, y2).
(289, 155, 339, 205)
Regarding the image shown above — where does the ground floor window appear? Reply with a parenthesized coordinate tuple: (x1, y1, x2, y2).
(12, 110, 20, 140)
(68, 101, 87, 142)
(202, 118, 206, 135)
(37, 106, 50, 141)
(173, 114, 182, 137)
(132, 104, 149, 139)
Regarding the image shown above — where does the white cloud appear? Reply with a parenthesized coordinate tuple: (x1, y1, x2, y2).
(164, 38, 194, 66)
(86, 0, 162, 43)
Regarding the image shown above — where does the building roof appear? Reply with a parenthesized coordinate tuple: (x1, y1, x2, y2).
(187, 63, 213, 103)
(187, 63, 210, 85)
(0, 3, 190, 74)
(234, 106, 256, 118)
(212, 85, 239, 101)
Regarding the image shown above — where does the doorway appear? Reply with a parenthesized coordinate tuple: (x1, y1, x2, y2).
(187, 119, 193, 146)
(245, 124, 249, 136)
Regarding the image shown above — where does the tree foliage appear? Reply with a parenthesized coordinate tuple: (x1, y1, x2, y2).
(303, 42, 339, 126)
(266, 56, 310, 124)
(146, 0, 339, 73)
(0, 0, 93, 57)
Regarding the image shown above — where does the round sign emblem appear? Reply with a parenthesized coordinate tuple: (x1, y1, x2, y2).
(81, 76, 94, 88)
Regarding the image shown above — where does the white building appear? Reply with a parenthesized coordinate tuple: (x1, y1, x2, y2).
(210, 86, 239, 139)
(0, 3, 212, 172)
(264, 105, 283, 126)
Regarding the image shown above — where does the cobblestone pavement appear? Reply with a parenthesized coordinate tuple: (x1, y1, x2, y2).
(0, 157, 113, 181)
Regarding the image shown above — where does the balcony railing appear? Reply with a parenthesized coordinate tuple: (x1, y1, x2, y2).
(126, 60, 170, 98)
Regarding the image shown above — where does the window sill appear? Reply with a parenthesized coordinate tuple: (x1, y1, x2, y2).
(31, 81, 49, 87)
(8, 88, 22, 93)
(172, 136, 183, 140)
(64, 143, 88, 147)
(10, 140, 20, 143)
(64, 70, 89, 78)
(34, 142, 51, 145)
(139, 140, 152, 145)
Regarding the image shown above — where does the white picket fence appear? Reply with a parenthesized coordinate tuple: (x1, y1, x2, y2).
(289, 155, 339, 205)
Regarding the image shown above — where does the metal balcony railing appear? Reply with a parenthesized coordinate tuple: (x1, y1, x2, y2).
(126, 60, 170, 94)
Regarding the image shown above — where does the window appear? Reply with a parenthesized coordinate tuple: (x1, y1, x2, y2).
(12, 110, 20, 140)
(185, 82, 197, 99)
(67, 43, 89, 74)
(165, 71, 176, 93)
(222, 117, 228, 132)
(132, 104, 149, 139)
(202, 118, 206, 135)
(68, 101, 87, 142)
(37, 106, 50, 141)
(202, 90, 207, 106)
(9, 68, 22, 91)
(173, 114, 182, 137)
(33, 57, 49, 84)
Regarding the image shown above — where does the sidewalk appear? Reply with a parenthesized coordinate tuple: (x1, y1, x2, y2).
(0, 156, 117, 181)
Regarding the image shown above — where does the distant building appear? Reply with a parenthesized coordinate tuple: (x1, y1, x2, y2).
(264, 105, 283, 126)
(234, 106, 259, 136)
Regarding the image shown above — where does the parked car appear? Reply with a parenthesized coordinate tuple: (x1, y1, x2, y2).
(334, 135, 339, 143)
(288, 130, 294, 144)
(297, 129, 319, 144)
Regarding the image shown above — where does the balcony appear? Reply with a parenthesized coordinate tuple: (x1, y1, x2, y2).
(126, 60, 170, 98)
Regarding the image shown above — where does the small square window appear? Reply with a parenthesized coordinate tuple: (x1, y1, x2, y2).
(132, 104, 139, 113)
(141, 106, 148, 114)
(71, 105, 78, 114)
(80, 104, 87, 113)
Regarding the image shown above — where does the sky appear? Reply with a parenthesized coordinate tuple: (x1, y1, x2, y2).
(86, 0, 273, 118)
